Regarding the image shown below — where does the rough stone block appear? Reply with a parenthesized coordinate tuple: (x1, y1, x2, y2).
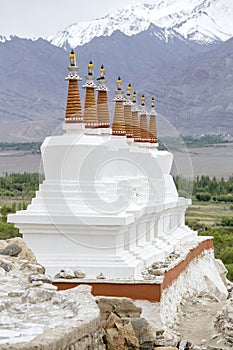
(105, 327, 127, 350)
(96, 296, 142, 322)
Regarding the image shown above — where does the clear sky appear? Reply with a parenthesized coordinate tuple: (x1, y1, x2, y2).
(0, 0, 148, 38)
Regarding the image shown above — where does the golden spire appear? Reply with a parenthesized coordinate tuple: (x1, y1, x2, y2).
(124, 84, 134, 138)
(131, 91, 141, 142)
(82, 60, 98, 128)
(149, 97, 158, 144)
(96, 64, 110, 128)
(112, 77, 126, 136)
(139, 95, 150, 142)
(65, 50, 83, 123)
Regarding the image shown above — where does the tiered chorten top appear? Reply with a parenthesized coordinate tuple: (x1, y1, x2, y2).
(65, 51, 83, 123)
(83, 61, 98, 128)
(124, 84, 134, 138)
(96, 65, 110, 128)
(149, 97, 158, 144)
(139, 95, 150, 142)
(112, 77, 126, 136)
(132, 92, 141, 142)
(64, 51, 158, 144)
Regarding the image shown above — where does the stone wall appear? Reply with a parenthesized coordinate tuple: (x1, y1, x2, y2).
(135, 249, 228, 328)
(0, 238, 106, 350)
(0, 286, 106, 350)
(0, 319, 105, 350)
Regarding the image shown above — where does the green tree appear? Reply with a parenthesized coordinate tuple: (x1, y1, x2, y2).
(220, 247, 233, 265)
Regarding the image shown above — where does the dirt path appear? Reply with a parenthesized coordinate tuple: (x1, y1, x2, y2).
(174, 295, 232, 349)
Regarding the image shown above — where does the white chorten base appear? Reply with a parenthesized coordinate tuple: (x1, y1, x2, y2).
(8, 130, 197, 279)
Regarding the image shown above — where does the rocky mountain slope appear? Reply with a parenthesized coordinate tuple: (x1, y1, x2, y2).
(1, 28, 233, 141)
(0, 1, 233, 141)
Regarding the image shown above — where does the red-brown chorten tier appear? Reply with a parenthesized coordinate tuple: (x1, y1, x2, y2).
(83, 61, 98, 128)
(149, 97, 158, 144)
(112, 77, 126, 136)
(96, 65, 110, 128)
(124, 84, 134, 138)
(65, 50, 83, 123)
(139, 95, 150, 142)
(132, 92, 141, 142)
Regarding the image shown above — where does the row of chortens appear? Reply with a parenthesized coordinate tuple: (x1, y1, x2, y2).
(4, 49, 232, 349)
(8, 50, 207, 282)
(65, 50, 158, 145)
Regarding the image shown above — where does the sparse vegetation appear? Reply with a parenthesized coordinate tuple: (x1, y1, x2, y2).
(174, 175, 233, 202)
(174, 174, 233, 280)
(159, 134, 233, 151)
(0, 172, 41, 240)
(0, 142, 41, 153)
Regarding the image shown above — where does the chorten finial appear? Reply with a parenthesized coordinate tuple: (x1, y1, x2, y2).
(96, 64, 109, 91)
(141, 95, 147, 112)
(96, 64, 110, 129)
(64, 50, 83, 123)
(149, 97, 158, 145)
(124, 83, 134, 138)
(112, 77, 126, 136)
(83, 60, 98, 128)
(83, 60, 97, 88)
(113, 77, 125, 102)
(70, 50, 76, 66)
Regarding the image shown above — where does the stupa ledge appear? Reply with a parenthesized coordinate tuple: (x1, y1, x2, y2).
(62, 122, 85, 132)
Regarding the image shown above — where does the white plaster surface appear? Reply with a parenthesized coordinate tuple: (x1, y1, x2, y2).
(136, 249, 228, 328)
(8, 128, 197, 278)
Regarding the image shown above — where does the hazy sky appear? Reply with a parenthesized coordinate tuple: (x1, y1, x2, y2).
(0, 0, 149, 38)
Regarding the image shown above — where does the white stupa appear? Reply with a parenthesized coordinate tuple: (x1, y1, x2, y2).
(8, 51, 196, 279)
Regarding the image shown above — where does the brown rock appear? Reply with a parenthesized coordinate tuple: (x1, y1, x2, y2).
(96, 296, 141, 322)
(19, 260, 45, 274)
(105, 312, 124, 330)
(105, 328, 127, 350)
(130, 318, 155, 349)
(104, 313, 140, 349)
(5, 237, 37, 263)
(123, 320, 140, 349)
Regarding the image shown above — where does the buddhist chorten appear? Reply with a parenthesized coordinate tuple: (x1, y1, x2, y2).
(9, 50, 220, 313)
(149, 97, 158, 145)
(131, 91, 141, 142)
(124, 84, 134, 139)
(112, 77, 126, 135)
(65, 50, 83, 124)
(139, 95, 150, 142)
(83, 61, 98, 128)
(96, 65, 110, 129)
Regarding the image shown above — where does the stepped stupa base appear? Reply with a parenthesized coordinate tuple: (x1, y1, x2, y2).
(53, 237, 214, 302)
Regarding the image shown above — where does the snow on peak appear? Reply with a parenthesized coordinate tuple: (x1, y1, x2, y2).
(47, 0, 233, 48)
(0, 35, 39, 43)
(47, 10, 151, 49)
(0, 35, 12, 43)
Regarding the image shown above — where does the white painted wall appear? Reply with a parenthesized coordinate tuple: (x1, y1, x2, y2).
(8, 126, 196, 278)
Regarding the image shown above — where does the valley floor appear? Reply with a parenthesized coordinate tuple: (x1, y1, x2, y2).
(174, 291, 233, 350)
(1, 144, 233, 178)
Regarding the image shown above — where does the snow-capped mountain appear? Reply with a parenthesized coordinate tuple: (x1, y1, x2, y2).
(47, 0, 233, 48)
(0, 35, 14, 43)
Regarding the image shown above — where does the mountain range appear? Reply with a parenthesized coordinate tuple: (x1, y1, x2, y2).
(48, 0, 233, 48)
(0, 0, 233, 141)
